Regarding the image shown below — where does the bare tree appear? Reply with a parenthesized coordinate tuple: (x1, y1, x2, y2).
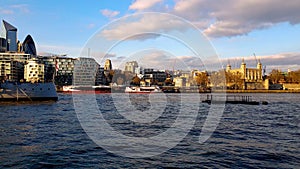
(268, 69, 284, 84)
(194, 72, 208, 88)
(286, 69, 300, 83)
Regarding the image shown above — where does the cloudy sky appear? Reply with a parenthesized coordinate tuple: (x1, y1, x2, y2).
(1, 0, 300, 72)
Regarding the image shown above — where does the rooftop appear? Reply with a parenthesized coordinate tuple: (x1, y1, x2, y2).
(2, 20, 17, 31)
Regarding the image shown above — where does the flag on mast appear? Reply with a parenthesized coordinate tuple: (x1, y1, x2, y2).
(55, 58, 59, 75)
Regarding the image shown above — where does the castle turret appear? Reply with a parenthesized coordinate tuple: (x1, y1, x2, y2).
(257, 59, 262, 70)
(257, 59, 262, 80)
(104, 59, 112, 71)
(240, 58, 247, 89)
(226, 64, 231, 71)
(241, 58, 246, 76)
(226, 60, 231, 72)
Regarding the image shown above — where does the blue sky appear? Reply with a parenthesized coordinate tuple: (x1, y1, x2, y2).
(1, 0, 300, 72)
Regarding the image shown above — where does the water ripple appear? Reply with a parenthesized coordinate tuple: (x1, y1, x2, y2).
(0, 93, 299, 168)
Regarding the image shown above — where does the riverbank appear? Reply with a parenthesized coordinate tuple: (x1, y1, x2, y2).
(215, 89, 300, 93)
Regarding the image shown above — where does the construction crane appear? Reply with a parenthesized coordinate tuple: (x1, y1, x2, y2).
(253, 53, 258, 64)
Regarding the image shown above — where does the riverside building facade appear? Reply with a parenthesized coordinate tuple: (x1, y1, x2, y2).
(0, 53, 31, 81)
(226, 59, 268, 89)
(24, 59, 44, 82)
(73, 57, 99, 86)
(0, 20, 37, 82)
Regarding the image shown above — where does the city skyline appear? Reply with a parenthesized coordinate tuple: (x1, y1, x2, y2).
(1, 0, 300, 72)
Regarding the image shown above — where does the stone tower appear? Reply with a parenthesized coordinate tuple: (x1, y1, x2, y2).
(257, 59, 262, 80)
(104, 59, 112, 71)
(240, 58, 247, 89)
(240, 58, 246, 78)
(226, 64, 231, 72)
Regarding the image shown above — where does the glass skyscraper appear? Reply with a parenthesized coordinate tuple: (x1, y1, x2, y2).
(22, 35, 37, 56)
(1, 20, 18, 52)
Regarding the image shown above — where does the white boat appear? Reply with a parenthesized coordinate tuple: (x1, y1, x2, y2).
(125, 86, 161, 93)
(62, 85, 81, 92)
(0, 82, 58, 101)
(61, 85, 111, 93)
(92, 85, 111, 92)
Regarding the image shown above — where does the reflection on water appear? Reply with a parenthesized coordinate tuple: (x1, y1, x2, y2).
(0, 93, 299, 168)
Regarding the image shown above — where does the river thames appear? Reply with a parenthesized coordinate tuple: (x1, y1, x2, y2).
(1, 93, 299, 168)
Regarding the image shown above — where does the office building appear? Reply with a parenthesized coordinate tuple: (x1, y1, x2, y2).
(73, 57, 99, 86)
(22, 35, 37, 56)
(1, 20, 18, 52)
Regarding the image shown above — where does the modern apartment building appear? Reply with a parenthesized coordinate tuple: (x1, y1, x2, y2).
(24, 58, 44, 82)
(38, 55, 77, 85)
(0, 53, 31, 81)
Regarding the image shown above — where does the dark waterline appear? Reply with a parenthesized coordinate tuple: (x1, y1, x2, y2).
(0, 93, 299, 168)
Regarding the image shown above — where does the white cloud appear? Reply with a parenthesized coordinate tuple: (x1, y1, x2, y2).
(129, 0, 163, 10)
(100, 14, 187, 40)
(257, 52, 300, 70)
(172, 0, 300, 37)
(101, 1, 300, 39)
(37, 44, 82, 57)
(100, 9, 120, 18)
(203, 21, 272, 37)
(0, 4, 30, 15)
(126, 0, 300, 38)
(223, 52, 300, 72)
(10, 4, 30, 14)
(87, 23, 96, 29)
(0, 9, 14, 15)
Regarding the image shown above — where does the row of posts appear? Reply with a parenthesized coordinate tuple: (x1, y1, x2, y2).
(206, 94, 252, 102)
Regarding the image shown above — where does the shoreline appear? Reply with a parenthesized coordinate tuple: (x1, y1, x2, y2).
(214, 90, 300, 93)
(55, 90, 300, 94)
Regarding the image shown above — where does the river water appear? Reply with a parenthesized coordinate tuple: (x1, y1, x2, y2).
(0, 93, 299, 168)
